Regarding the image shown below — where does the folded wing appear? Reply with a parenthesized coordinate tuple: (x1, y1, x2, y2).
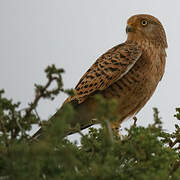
(66, 42, 142, 104)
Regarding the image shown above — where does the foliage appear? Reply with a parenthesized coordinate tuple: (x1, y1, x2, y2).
(0, 65, 180, 180)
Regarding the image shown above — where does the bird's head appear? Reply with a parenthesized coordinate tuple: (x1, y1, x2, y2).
(126, 14, 168, 48)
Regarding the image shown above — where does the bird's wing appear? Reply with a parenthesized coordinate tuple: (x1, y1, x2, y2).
(66, 42, 142, 103)
(31, 43, 142, 140)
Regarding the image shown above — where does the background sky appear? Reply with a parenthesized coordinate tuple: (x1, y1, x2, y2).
(0, 0, 179, 142)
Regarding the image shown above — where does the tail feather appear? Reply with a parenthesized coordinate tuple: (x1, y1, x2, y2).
(31, 97, 97, 141)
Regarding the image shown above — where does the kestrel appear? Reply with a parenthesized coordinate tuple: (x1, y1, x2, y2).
(33, 14, 167, 139)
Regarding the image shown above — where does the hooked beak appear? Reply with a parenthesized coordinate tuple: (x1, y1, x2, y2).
(126, 25, 134, 33)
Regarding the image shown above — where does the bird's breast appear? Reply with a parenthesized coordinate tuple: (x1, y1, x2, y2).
(101, 50, 166, 120)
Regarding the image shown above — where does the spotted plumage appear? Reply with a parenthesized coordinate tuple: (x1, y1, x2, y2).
(65, 43, 142, 104)
(32, 14, 167, 139)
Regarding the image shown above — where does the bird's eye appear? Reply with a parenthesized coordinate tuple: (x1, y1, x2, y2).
(141, 20, 148, 26)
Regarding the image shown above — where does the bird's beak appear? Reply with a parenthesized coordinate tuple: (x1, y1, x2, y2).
(126, 25, 134, 33)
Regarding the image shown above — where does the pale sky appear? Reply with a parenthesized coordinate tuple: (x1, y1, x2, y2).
(0, 0, 179, 141)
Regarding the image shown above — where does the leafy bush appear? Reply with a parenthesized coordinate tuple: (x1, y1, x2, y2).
(0, 65, 179, 180)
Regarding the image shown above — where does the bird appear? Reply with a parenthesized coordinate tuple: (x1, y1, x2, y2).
(32, 14, 167, 140)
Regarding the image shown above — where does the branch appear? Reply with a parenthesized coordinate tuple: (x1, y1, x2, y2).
(169, 139, 179, 148)
(0, 116, 9, 149)
(24, 77, 56, 119)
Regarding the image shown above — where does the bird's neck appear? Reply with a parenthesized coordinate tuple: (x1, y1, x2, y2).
(126, 37, 166, 57)
(126, 32, 166, 49)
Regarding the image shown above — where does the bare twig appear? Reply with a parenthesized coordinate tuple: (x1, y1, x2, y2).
(133, 116, 137, 126)
(24, 76, 58, 119)
(169, 139, 179, 148)
(34, 108, 41, 122)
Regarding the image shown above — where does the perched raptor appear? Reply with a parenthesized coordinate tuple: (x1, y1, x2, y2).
(33, 14, 167, 139)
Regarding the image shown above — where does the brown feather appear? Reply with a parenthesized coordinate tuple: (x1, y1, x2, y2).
(32, 14, 167, 140)
(65, 42, 142, 104)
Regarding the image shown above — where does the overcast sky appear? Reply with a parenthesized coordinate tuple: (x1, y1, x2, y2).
(0, 0, 179, 141)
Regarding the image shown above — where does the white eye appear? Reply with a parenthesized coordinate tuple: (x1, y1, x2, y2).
(141, 20, 148, 26)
